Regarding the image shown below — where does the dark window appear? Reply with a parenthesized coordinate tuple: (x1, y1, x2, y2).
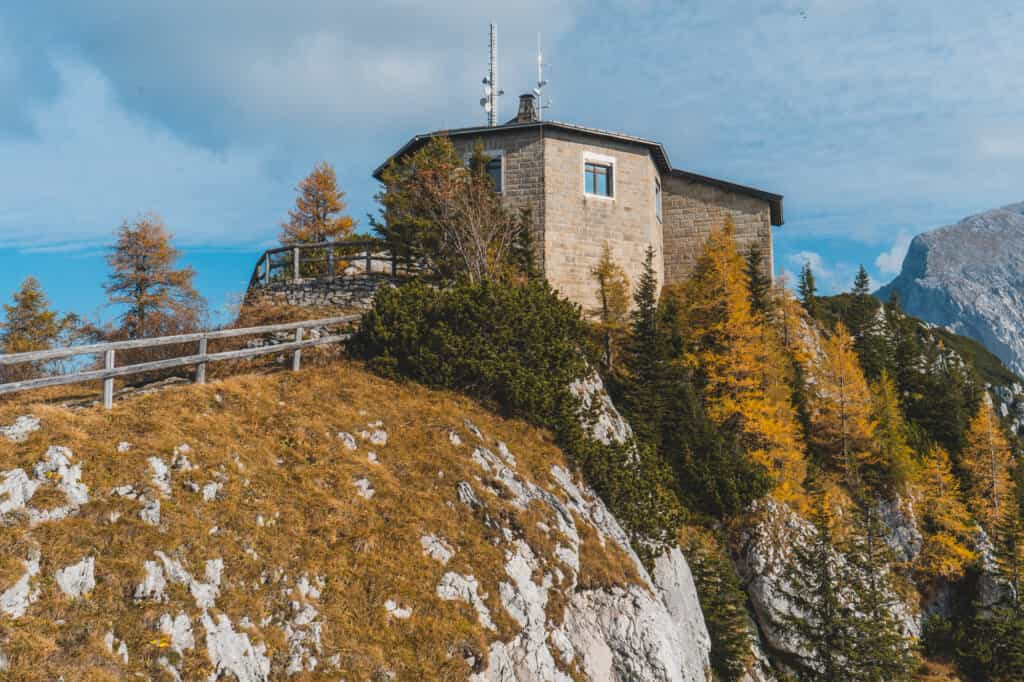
(585, 161, 613, 197)
(486, 156, 502, 193)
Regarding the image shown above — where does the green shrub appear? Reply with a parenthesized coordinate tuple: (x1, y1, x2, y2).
(351, 279, 686, 560)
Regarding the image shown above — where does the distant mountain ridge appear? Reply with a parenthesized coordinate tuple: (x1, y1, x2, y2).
(878, 201, 1024, 377)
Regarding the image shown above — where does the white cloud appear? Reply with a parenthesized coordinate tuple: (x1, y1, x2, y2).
(875, 232, 914, 275)
(788, 250, 830, 278)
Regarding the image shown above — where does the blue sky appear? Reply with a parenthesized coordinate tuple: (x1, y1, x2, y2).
(1, 1, 1022, 325)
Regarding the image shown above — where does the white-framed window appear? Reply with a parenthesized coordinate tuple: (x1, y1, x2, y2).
(582, 152, 615, 198)
(655, 178, 663, 222)
(465, 148, 504, 193)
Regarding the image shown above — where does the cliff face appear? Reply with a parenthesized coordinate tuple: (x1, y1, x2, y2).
(878, 201, 1024, 376)
(0, 363, 711, 681)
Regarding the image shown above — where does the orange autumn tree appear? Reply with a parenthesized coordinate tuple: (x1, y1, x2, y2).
(808, 324, 874, 483)
(914, 445, 977, 582)
(105, 213, 204, 339)
(280, 161, 355, 244)
(678, 218, 806, 506)
(960, 397, 1015, 532)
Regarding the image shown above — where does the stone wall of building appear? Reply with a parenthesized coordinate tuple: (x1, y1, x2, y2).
(247, 274, 396, 311)
(541, 129, 663, 313)
(450, 128, 547, 271)
(661, 174, 773, 287)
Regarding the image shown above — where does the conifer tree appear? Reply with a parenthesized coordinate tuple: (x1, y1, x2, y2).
(280, 160, 355, 244)
(680, 219, 806, 506)
(590, 242, 630, 370)
(1, 277, 76, 382)
(798, 261, 818, 319)
(105, 214, 204, 339)
(914, 445, 976, 583)
(623, 246, 667, 449)
(960, 397, 1014, 532)
(809, 324, 875, 483)
(744, 244, 773, 319)
(868, 370, 915, 491)
(847, 266, 892, 381)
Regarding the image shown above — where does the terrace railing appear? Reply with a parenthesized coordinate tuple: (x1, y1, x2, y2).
(247, 240, 417, 290)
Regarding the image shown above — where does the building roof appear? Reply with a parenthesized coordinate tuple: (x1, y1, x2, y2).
(372, 120, 783, 226)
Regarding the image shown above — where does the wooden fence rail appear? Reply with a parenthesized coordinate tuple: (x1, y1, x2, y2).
(0, 315, 359, 408)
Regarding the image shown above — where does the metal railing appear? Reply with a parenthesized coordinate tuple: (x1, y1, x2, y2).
(247, 240, 412, 290)
(0, 315, 359, 408)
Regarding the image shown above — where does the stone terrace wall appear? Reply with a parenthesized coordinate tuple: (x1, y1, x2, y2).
(247, 274, 396, 311)
(661, 174, 773, 287)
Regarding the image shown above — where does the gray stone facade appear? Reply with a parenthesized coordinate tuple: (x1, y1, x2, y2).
(247, 273, 396, 310)
(380, 109, 783, 313)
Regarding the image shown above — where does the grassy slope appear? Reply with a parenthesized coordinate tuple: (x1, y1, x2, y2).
(0, 360, 639, 680)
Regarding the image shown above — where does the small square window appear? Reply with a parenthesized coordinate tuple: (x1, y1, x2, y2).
(584, 162, 613, 197)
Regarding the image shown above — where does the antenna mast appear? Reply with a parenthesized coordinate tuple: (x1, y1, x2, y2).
(480, 24, 504, 126)
(533, 33, 550, 120)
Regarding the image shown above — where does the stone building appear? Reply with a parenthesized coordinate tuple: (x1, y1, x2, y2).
(374, 94, 783, 310)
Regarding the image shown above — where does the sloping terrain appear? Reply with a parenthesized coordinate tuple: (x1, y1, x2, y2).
(0, 361, 709, 680)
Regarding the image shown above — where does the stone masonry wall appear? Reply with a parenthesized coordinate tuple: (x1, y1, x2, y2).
(661, 174, 773, 287)
(247, 274, 396, 311)
(541, 129, 663, 313)
(450, 128, 547, 271)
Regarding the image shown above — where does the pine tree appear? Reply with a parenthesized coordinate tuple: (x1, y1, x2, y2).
(279, 161, 355, 244)
(798, 261, 818, 319)
(590, 242, 630, 370)
(622, 246, 667, 449)
(105, 214, 204, 339)
(1, 278, 75, 382)
(913, 445, 976, 583)
(868, 370, 915, 492)
(744, 244, 773, 319)
(960, 397, 1014, 533)
(847, 266, 891, 381)
(842, 504, 920, 680)
(808, 324, 875, 483)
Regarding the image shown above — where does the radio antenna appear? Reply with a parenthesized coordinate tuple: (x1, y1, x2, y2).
(479, 24, 504, 126)
(532, 33, 551, 120)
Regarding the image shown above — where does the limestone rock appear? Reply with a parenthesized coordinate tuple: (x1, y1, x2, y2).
(55, 556, 95, 599)
(0, 415, 40, 442)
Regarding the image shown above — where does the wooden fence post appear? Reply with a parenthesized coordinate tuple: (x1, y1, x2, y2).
(196, 337, 208, 384)
(292, 328, 303, 371)
(103, 349, 115, 409)
(365, 246, 372, 274)
(293, 247, 300, 282)
(263, 253, 270, 285)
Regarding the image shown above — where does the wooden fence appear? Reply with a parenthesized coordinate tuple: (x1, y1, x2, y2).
(0, 315, 359, 409)
(247, 240, 412, 290)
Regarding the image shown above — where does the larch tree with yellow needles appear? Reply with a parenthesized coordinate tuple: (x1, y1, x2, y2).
(280, 161, 356, 244)
(589, 242, 631, 370)
(913, 445, 976, 583)
(680, 218, 806, 506)
(960, 397, 1015, 533)
(809, 324, 874, 484)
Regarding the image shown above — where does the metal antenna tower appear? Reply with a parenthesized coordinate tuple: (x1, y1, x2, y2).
(532, 33, 551, 120)
(480, 24, 504, 126)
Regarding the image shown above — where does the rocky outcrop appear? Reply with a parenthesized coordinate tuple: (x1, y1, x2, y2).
(878, 201, 1024, 376)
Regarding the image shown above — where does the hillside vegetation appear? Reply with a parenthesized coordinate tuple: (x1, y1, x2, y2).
(0, 362, 646, 680)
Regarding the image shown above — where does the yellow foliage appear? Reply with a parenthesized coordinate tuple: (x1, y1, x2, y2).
(280, 160, 355, 244)
(913, 445, 977, 582)
(960, 398, 1014, 532)
(677, 218, 806, 508)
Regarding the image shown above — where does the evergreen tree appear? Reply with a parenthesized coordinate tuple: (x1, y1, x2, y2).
(105, 214, 204, 339)
(913, 445, 976, 583)
(847, 266, 891, 381)
(798, 261, 818, 319)
(1, 277, 76, 382)
(960, 397, 1014, 532)
(622, 246, 667, 449)
(744, 244, 773, 319)
(589, 242, 631, 371)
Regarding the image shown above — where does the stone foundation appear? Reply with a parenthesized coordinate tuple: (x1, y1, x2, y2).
(247, 274, 398, 310)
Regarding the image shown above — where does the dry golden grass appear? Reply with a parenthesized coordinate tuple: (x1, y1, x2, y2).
(0, 359, 639, 680)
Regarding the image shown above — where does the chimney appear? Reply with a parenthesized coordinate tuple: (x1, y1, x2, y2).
(513, 93, 538, 123)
